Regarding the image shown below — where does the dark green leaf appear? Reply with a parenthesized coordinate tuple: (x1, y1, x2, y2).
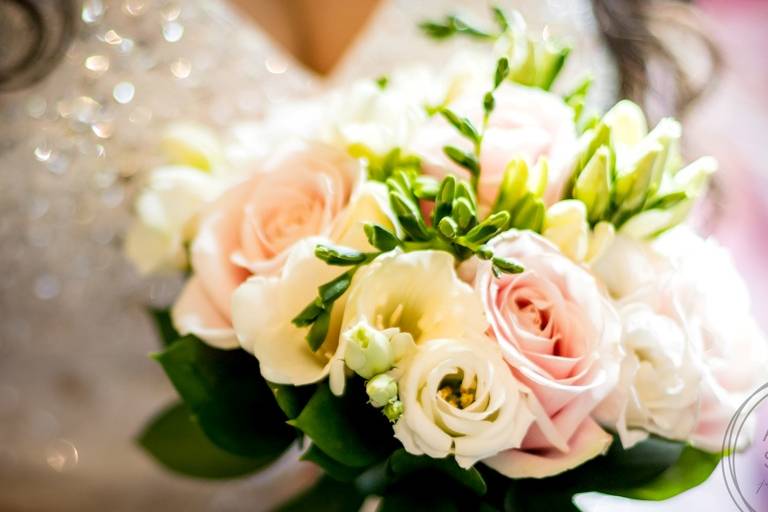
(318, 270, 355, 305)
(444, 146, 480, 176)
(605, 446, 721, 501)
(302, 444, 360, 483)
(364, 223, 401, 252)
(276, 476, 365, 512)
(315, 244, 367, 266)
(388, 449, 487, 496)
(379, 487, 461, 512)
(267, 382, 315, 419)
(290, 381, 396, 468)
(306, 308, 331, 351)
(152, 337, 295, 459)
(149, 307, 179, 347)
(139, 402, 271, 479)
(292, 300, 324, 327)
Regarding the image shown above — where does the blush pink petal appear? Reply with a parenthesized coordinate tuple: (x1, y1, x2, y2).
(172, 276, 239, 349)
(484, 417, 613, 479)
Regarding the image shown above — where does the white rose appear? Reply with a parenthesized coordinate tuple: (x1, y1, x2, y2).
(394, 337, 535, 468)
(125, 166, 225, 274)
(593, 227, 768, 449)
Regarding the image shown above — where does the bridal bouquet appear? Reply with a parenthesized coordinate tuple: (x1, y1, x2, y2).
(127, 8, 767, 511)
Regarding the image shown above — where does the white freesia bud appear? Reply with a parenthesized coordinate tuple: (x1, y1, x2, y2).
(573, 147, 611, 222)
(343, 321, 395, 379)
(366, 374, 398, 408)
(603, 100, 647, 161)
(161, 123, 223, 171)
(543, 200, 614, 264)
(394, 337, 535, 469)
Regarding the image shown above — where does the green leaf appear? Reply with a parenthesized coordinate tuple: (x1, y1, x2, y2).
(149, 307, 179, 347)
(306, 308, 331, 351)
(364, 223, 401, 252)
(443, 145, 480, 176)
(152, 337, 295, 460)
(139, 402, 270, 479)
(302, 444, 360, 483)
(379, 487, 461, 512)
(290, 381, 396, 468)
(315, 244, 367, 266)
(388, 449, 487, 496)
(318, 269, 355, 305)
(267, 382, 315, 420)
(276, 476, 365, 512)
(605, 446, 721, 501)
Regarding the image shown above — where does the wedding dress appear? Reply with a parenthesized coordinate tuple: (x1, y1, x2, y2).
(0, 1, 734, 511)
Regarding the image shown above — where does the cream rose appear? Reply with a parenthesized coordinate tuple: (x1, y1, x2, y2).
(394, 337, 535, 468)
(473, 230, 622, 478)
(413, 82, 577, 208)
(173, 142, 394, 349)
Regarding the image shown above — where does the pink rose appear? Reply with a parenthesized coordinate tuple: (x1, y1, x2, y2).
(172, 142, 373, 349)
(413, 83, 577, 208)
(472, 230, 622, 478)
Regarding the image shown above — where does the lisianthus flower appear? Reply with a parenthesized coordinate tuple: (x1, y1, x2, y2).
(394, 336, 535, 468)
(173, 141, 395, 349)
(413, 82, 577, 209)
(593, 227, 768, 450)
(472, 230, 622, 478)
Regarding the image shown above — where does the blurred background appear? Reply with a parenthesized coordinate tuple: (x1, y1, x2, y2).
(0, 0, 766, 510)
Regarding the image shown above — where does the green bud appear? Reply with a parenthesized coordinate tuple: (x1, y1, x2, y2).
(494, 57, 510, 88)
(510, 39, 536, 86)
(433, 175, 456, 225)
(511, 195, 545, 232)
(306, 308, 331, 351)
(440, 109, 480, 144)
(315, 244, 367, 266)
(443, 145, 480, 176)
(493, 158, 529, 212)
(413, 175, 440, 200)
(464, 210, 510, 244)
(573, 146, 611, 222)
(483, 91, 495, 117)
(292, 299, 324, 327)
(383, 400, 404, 422)
(476, 245, 493, 260)
(343, 322, 395, 379)
(366, 374, 399, 408)
(535, 40, 570, 90)
(614, 143, 662, 213)
(492, 256, 524, 274)
(364, 223, 400, 252)
(438, 216, 459, 239)
(528, 157, 549, 198)
(318, 269, 355, 305)
(453, 196, 476, 232)
(578, 122, 610, 171)
(390, 190, 431, 241)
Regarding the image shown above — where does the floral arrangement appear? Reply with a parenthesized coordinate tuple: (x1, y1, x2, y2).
(128, 8, 767, 511)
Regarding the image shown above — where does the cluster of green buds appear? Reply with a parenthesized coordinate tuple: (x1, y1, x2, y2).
(564, 100, 717, 238)
(489, 157, 548, 233)
(420, 6, 570, 91)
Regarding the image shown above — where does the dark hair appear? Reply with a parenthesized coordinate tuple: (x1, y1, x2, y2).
(591, 0, 722, 117)
(0, 0, 78, 92)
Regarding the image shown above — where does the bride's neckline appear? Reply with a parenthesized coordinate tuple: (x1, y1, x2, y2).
(212, 0, 387, 81)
